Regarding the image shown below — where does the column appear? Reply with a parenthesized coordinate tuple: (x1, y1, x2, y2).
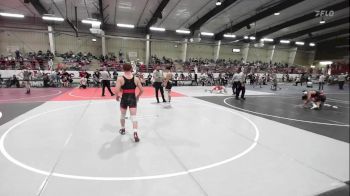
(101, 31, 106, 56)
(48, 26, 55, 55)
(145, 34, 150, 67)
(214, 40, 221, 61)
(288, 47, 297, 66)
(241, 43, 250, 63)
(181, 38, 188, 62)
(267, 45, 275, 63)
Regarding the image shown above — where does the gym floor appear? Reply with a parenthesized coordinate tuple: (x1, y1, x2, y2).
(0, 83, 348, 196)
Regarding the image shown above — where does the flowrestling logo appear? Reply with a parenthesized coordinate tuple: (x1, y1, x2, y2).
(315, 10, 335, 17)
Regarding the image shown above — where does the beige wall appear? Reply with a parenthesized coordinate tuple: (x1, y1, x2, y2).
(106, 38, 145, 61)
(187, 43, 215, 59)
(294, 50, 314, 66)
(220, 45, 243, 61)
(55, 34, 101, 55)
(247, 47, 268, 62)
(150, 40, 182, 60)
(0, 31, 49, 55)
(272, 47, 289, 64)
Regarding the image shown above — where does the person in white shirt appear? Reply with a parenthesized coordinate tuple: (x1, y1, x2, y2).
(232, 68, 245, 100)
(100, 67, 115, 96)
(318, 74, 325, 90)
(79, 75, 87, 89)
(48, 58, 53, 71)
(152, 65, 166, 103)
(338, 73, 346, 90)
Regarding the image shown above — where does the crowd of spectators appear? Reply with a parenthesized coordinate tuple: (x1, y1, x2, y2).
(0, 50, 54, 70)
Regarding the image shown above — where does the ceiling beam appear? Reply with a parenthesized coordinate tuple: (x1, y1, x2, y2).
(215, 0, 306, 39)
(28, 0, 48, 15)
(188, 0, 239, 32)
(145, 0, 170, 30)
(254, 1, 349, 39)
(98, 0, 105, 30)
(304, 29, 349, 42)
(275, 17, 349, 40)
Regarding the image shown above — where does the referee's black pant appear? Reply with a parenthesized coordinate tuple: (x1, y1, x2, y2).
(234, 81, 245, 99)
(102, 80, 114, 96)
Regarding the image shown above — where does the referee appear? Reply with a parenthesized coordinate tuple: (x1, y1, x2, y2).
(101, 67, 115, 96)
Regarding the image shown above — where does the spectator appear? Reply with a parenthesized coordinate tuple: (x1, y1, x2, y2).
(80, 75, 87, 89)
(146, 73, 152, 86)
(93, 69, 101, 87)
(318, 73, 325, 90)
(10, 75, 20, 88)
(338, 73, 346, 90)
(113, 70, 118, 80)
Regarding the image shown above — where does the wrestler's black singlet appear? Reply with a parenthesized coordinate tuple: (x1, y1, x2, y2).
(120, 76, 137, 108)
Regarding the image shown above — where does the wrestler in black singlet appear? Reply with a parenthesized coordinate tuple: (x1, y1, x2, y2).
(120, 76, 137, 109)
(165, 79, 172, 90)
(311, 90, 326, 102)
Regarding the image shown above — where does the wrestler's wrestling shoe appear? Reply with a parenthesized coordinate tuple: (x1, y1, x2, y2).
(310, 105, 319, 110)
(119, 128, 126, 135)
(134, 132, 140, 142)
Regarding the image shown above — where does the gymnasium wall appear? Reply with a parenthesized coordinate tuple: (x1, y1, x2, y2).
(294, 50, 314, 66)
(0, 31, 49, 54)
(55, 34, 101, 55)
(272, 47, 289, 64)
(247, 47, 268, 62)
(220, 45, 242, 60)
(187, 43, 215, 59)
(106, 38, 145, 60)
(150, 40, 182, 60)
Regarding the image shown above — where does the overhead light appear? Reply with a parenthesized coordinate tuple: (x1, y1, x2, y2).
(232, 49, 241, 53)
(249, 36, 256, 40)
(42, 15, 64, 22)
(320, 61, 333, 65)
(82, 19, 101, 25)
(274, 12, 280, 16)
(295, 41, 305, 45)
(176, 29, 191, 34)
(309, 43, 316, 47)
(117, 23, 135, 28)
(244, 36, 249, 39)
(261, 38, 273, 42)
(216, 0, 222, 6)
(320, 18, 325, 24)
(280, 40, 290, 44)
(223, 34, 236, 38)
(310, 65, 315, 68)
(92, 38, 97, 42)
(201, 32, 214, 36)
(150, 27, 166, 31)
(0, 12, 24, 18)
